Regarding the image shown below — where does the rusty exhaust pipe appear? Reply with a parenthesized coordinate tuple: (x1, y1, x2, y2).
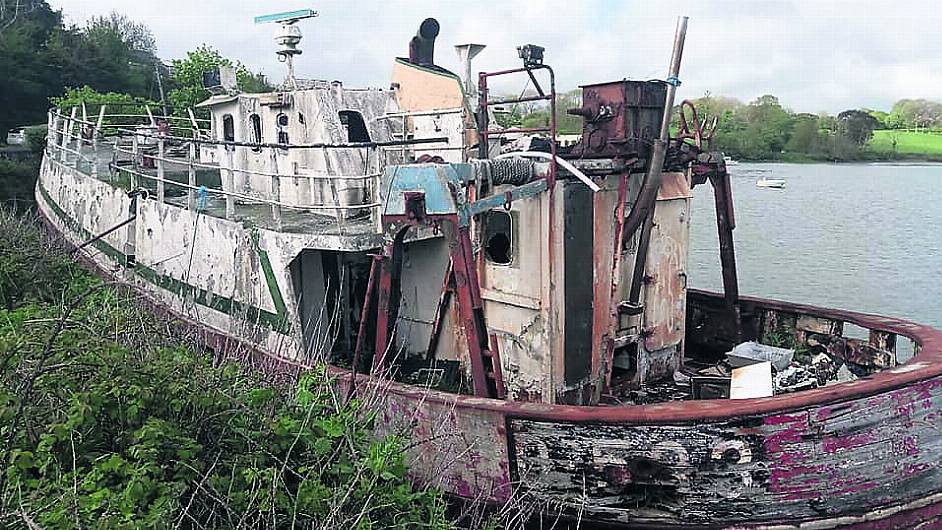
(408, 18, 440, 66)
(625, 16, 688, 305)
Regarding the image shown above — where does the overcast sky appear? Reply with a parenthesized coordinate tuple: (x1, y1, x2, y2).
(50, 0, 941, 114)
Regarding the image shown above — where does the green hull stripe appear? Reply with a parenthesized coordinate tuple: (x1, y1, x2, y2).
(37, 176, 292, 335)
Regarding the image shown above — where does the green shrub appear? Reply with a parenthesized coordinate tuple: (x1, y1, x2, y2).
(0, 159, 39, 209)
(0, 211, 454, 529)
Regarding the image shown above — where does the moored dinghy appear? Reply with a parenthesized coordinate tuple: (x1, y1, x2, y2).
(757, 176, 787, 188)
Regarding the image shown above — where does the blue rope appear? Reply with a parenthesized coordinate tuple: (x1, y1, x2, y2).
(665, 76, 682, 87)
(197, 185, 208, 211)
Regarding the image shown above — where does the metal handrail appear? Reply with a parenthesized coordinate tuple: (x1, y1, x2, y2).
(50, 108, 448, 151)
(46, 108, 389, 224)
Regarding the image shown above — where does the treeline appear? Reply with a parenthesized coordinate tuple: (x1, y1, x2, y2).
(506, 88, 942, 161)
(0, 0, 269, 141)
(0, 1, 159, 139)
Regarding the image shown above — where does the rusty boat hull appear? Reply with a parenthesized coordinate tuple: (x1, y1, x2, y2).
(37, 195, 942, 528)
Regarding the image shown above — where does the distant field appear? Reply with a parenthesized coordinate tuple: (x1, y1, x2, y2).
(868, 130, 942, 157)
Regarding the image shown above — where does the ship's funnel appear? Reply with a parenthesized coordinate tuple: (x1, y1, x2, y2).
(454, 43, 486, 96)
(409, 18, 440, 66)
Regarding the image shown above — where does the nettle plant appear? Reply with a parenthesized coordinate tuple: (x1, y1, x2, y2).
(0, 210, 452, 530)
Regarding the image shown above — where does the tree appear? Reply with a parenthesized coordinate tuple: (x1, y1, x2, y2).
(0, 0, 46, 35)
(0, 0, 60, 138)
(168, 45, 271, 115)
(888, 99, 942, 130)
(837, 109, 879, 146)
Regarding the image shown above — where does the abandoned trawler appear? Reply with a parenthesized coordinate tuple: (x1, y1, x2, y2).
(35, 11, 942, 528)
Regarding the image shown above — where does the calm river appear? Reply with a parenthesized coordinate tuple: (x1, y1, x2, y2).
(689, 162, 942, 332)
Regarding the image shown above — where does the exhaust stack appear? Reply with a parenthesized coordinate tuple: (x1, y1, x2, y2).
(408, 18, 440, 66)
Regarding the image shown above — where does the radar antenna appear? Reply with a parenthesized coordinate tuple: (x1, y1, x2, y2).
(254, 9, 319, 89)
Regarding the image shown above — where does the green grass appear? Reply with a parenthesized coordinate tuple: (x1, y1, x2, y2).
(868, 130, 942, 158)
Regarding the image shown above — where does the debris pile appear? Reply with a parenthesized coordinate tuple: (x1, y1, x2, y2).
(612, 335, 887, 405)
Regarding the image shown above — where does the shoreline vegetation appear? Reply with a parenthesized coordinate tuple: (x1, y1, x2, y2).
(0, 208, 466, 528)
(505, 92, 942, 164)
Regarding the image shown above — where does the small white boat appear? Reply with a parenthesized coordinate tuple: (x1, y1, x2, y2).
(723, 155, 739, 166)
(756, 177, 786, 188)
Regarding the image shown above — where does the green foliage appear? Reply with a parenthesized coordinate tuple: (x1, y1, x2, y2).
(0, 1, 163, 140)
(51, 86, 158, 129)
(169, 45, 271, 116)
(503, 89, 582, 134)
(0, 159, 39, 209)
(0, 209, 454, 529)
(887, 99, 942, 130)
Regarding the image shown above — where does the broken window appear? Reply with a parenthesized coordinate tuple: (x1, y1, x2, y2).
(483, 210, 514, 265)
(222, 114, 235, 142)
(338, 110, 371, 143)
(249, 113, 262, 151)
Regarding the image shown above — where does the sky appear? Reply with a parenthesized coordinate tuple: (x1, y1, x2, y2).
(49, 0, 942, 114)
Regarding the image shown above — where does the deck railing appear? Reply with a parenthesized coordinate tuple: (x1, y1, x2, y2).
(45, 105, 448, 232)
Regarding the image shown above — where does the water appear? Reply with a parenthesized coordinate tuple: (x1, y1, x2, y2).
(689, 162, 942, 330)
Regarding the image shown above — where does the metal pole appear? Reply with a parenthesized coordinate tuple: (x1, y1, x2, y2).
(187, 137, 197, 210)
(155, 61, 168, 117)
(224, 149, 235, 220)
(156, 135, 165, 202)
(626, 16, 688, 307)
(64, 107, 77, 165)
(621, 16, 688, 250)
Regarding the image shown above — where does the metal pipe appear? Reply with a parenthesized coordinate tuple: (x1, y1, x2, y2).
(495, 151, 600, 192)
(620, 16, 688, 251)
(625, 16, 688, 306)
(408, 18, 439, 66)
(72, 215, 137, 254)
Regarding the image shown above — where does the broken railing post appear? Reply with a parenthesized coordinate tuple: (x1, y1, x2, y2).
(156, 135, 166, 202)
(187, 136, 197, 210)
(224, 148, 235, 220)
(131, 134, 140, 191)
(63, 107, 77, 165)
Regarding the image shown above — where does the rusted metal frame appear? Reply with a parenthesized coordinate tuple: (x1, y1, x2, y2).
(526, 68, 546, 98)
(448, 220, 505, 398)
(478, 64, 557, 186)
(599, 172, 632, 393)
(627, 209, 655, 305)
(352, 255, 380, 377)
(461, 178, 548, 224)
(425, 260, 455, 360)
(373, 234, 404, 373)
(710, 171, 742, 340)
(371, 200, 504, 398)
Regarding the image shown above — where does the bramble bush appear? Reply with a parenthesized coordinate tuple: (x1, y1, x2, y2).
(0, 209, 454, 529)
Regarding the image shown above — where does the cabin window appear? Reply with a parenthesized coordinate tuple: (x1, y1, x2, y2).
(298, 112, 305, 125)
(483, 210, 514, 265)
(222, 114, 235, 142)
(249, 113, 262, 151)
(276, 113, 289, 145)
(338, 110, 370, 143)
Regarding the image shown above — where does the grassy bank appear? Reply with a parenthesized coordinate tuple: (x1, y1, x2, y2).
(867, 130, 942, 159)
(0, 209, 457, 529)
